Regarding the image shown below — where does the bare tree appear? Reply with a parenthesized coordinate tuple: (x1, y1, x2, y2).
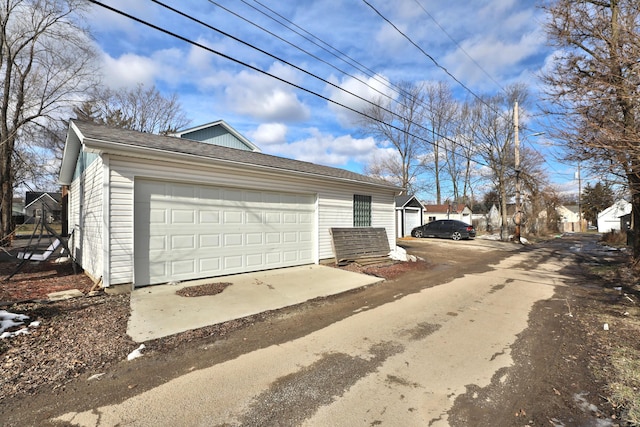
(471, 84, 529, 240)
(422, 82, 458, 204)
(74, 84, 190, 135)
(446, 101, 479, 205)
(541, 0, 640, 255)
(519, 146, 549, 236)
(358, 81, 428, 195)
(0, 0, 98, 243)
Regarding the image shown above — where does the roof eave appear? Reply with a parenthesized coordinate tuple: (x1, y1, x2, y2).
(82, 137, 401, 192)
(24, 193, 58, 209)
(59, 122, 83, 186)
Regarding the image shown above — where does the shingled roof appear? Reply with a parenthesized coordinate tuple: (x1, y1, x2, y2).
(63, 120, 399, 190)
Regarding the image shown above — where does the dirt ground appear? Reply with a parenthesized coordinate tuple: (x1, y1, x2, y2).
(1, 234, 639, 426)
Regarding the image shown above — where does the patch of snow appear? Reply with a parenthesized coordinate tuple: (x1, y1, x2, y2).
(1, 318, 24, 332)
(2, 327, 30, 339)
(388, 246, 416, 262)
(573, 392, 603, 414)
(478, 233, 502, 241)
(1, 310, 32, 338)
(127, 344, 146, 361)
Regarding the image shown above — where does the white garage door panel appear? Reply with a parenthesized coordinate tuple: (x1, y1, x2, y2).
(404, 209, 421, 236)
(135, 180, 315, 286)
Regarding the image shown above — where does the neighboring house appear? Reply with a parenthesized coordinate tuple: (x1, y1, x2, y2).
(395, 195, 424, 238)
(473, 204, 501, 232)
(423, 203, 473, 225)
(557, 204, 585, 232)
(24, 192, 62, 223)
(59, 120, 400, 288)
(12, 197, 24, 215)
(597, 200, 632, 232)
(12, 197, 25, 225)
(170, 120, 261, 152)
(487, 204, 501, 231)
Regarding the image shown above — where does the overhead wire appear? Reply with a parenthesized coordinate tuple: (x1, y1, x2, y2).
(207, 0, 403, 113)
(239, 0, 456, 128)
(361, 0, 570, 181)
(411, 0, 506, 94)
(213, 0, 483, 157)
(103, 0, 491, 167)
(248, 0, 560, 181)
(90, 0, 569, 185)
(153, 1, 468, 154)
(86, 0, 491, 169)
(361, 0, 502, 117)
(249, 0, 396, 100)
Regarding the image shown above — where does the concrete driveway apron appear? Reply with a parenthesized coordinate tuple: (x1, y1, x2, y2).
(127, 264, 383, 342)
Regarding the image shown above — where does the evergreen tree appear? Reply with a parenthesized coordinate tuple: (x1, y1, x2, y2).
(582, 182, 614, 224)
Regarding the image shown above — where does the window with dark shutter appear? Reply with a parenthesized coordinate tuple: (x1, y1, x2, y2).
(353, 195, 372, 227)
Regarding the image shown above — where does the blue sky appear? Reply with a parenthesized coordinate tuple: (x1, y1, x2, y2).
(85, 0, 581, 201)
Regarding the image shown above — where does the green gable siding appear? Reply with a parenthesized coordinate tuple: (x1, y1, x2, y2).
(180, 127, 253, 151)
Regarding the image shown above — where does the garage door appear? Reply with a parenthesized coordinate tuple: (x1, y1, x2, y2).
(404, 208, 421, 236)
(134, 180, 315, 286)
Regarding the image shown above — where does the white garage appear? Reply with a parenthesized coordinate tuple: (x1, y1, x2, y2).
(395, 195, 425, 238)
(60, 120, 400, 288)
(134, 180, 315, 285)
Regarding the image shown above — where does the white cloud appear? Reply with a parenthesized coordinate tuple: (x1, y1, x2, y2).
(187, 43, 214, 71)
(87, 1, 156, 34)
(326, 74, 396, 127)
(222, 63, 310, 122)
(443, 29, 544, 86)
(374, 22, 410, 54)
(101, 53, 157, 89)
(256, 127, 388, 168)
(247, 123, 288, 146)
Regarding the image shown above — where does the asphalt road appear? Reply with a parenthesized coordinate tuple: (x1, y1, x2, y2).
(54, 237, 576, 426)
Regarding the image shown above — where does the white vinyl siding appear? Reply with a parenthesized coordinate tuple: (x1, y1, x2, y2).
(103, 155, 396, 286)
(108, 167, 134, 285)
(69, 155, 103, 281)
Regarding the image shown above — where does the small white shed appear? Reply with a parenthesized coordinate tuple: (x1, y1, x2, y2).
(395, 195, 424, 238)
(597, 200, 631, 232)
(59, 120, 400, 288)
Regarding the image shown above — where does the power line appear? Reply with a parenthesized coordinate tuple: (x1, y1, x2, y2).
(213, 0, 481, 152)
(255, 1, 567, 188)
(86, 0, 491, 170)
(208, 0, 402, 113)
(238, 0, 452, 125)
(249, 0, 395, 99)
(361, 0, 504, 118)
(134, 1, 489, 166)
(411, 0, 506, 93)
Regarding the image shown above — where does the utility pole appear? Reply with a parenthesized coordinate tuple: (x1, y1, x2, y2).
(577, 163, 583, 232)
(514, 102, 522, 243)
